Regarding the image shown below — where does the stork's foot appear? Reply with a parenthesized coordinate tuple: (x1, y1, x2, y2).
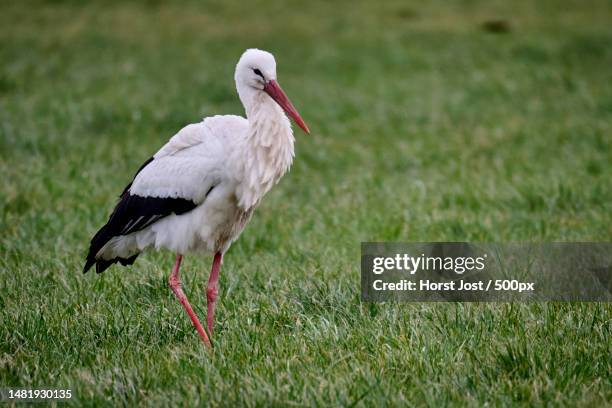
(169, 254, 212, 348)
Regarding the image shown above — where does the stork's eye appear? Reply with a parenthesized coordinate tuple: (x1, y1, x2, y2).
(253, 68, 264, 79)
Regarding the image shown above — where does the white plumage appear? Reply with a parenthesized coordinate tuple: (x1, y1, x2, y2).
(84, 49, 309, 347)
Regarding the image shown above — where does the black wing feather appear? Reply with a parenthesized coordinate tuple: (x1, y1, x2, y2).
(83, 156, 197, 274)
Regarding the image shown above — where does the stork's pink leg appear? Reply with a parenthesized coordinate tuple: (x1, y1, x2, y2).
(169, 254, 212, 348)
(206, 252, 223, 335)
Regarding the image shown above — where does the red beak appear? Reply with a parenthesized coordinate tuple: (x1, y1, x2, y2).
(263, 80, 310, 134)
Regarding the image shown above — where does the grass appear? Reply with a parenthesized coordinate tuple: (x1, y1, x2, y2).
(1, 0, 611, 406)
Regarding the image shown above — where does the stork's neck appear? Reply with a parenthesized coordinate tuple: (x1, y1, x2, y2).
(235, 91, 295, 209)
(245, 92, 294, 148)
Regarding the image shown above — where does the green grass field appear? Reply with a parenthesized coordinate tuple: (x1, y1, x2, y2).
(1, 0, 611, 406)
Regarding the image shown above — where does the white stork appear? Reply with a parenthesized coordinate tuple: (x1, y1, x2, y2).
(84, 49, 310, 348)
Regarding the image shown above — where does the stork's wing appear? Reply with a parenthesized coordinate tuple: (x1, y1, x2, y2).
(129, 116, 247, 202)
(83, 193, 197, 273)
(83, 116, 248, 274)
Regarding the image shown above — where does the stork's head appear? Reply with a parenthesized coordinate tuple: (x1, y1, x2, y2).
(235, 49, 310, 134)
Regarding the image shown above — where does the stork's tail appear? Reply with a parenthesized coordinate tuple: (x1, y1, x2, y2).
(83, 225, 139, 274)
(83, 253, 139, 274)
